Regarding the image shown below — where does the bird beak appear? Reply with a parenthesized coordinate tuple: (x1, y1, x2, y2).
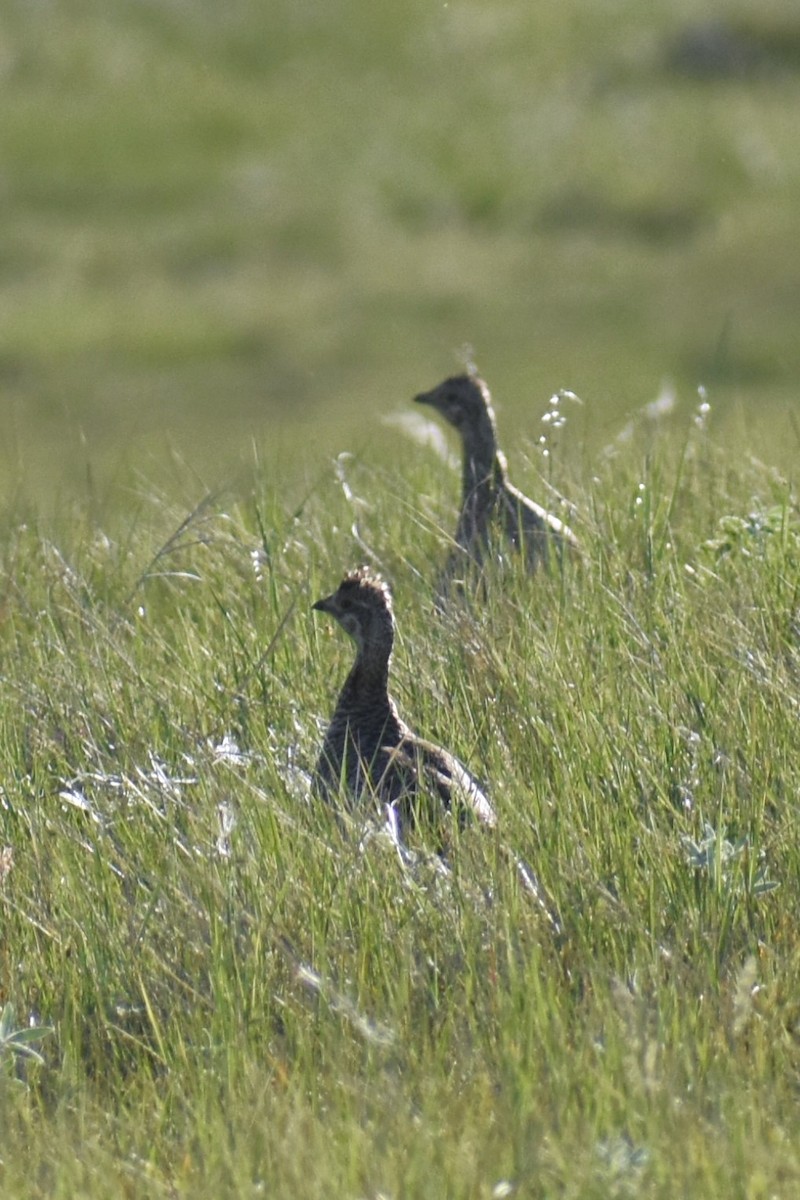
(413, 389, 436, 408)
(312, 594, 335, 614)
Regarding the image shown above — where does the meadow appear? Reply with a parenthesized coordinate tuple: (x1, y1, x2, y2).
(2, 407, 800, 1198)
(1, 0, 799, 499)
(1, 0, 800, 1196)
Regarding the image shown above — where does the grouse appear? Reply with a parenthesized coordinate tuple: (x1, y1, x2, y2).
(312, 566, 494, 835)
(414, 373, 578, 583)
(313, 566, 563, 932)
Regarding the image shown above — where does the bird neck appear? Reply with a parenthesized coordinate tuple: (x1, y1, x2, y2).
(342, 641, 393, 705)
(462, 427, 504, 502)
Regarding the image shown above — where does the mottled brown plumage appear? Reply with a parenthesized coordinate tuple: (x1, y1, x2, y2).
(312, 567, 494, 835)
(312, 567, 564, 934)
(414, 374, 578, 586)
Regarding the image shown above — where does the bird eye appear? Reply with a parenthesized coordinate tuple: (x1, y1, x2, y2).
(339, 597, 352, 611)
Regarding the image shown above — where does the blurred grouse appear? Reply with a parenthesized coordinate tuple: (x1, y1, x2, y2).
(414, 374, 578, 581)
(312, 566, 494, 835)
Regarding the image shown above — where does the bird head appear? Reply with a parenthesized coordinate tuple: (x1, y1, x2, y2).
(313, 567, 394, 655)
(413, 374, 496, 441)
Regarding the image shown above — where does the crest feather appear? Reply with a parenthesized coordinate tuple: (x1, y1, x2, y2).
(338, 566, 393, 610)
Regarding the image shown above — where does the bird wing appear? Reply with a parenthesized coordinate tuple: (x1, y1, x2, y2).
(379, 736, 496, 829)
(501, 482, 578, 556)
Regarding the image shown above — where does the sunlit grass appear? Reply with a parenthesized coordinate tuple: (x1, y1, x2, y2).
(2, 0, 800, 501)
(1, 0, 799, 1191)
(1, 399, 799, 1196)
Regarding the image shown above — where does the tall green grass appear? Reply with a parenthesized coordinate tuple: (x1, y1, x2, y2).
(1, 403, 799, 1196)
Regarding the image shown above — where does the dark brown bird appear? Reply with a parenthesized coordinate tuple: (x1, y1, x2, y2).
(312, 566, 563, 932)
(312, 566, 494, 835)
(414, 374, 578, 585)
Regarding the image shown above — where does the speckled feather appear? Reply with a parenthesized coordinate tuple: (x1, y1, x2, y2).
(312, 567, 494, 833)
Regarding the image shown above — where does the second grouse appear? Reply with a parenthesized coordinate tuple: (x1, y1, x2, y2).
(414, 373, 578, 583)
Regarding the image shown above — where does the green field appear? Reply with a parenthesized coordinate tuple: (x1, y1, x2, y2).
(2, 0, 799, 498)
(2, 412, 800, 1197)
(2, 1, 800, 1196)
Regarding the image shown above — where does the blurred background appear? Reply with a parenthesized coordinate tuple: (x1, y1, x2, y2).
(1, 0, 798, 504)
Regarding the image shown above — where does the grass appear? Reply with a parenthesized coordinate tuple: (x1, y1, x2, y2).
(2, 0, 800, 499)
(1, 0, 799, 1191)
(1, 399, 799, 1197)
